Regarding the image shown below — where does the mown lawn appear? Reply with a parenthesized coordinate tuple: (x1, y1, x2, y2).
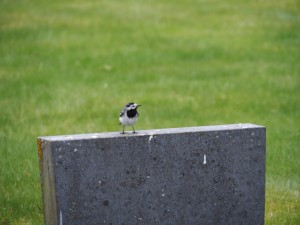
(0, 0, 299, 224)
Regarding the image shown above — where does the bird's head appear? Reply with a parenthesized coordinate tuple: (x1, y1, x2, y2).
(125, 102, 141, 111)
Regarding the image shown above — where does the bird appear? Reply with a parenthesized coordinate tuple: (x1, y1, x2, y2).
(119, 102, 141, 134)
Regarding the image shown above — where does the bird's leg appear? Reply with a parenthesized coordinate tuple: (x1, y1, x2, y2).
(121, 125, 125, 134)
(132, 125, 136, 133)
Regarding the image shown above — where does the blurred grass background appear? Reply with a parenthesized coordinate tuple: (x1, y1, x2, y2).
(0, 0, 299, 224)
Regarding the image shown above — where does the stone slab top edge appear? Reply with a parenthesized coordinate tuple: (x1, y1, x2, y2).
(37, 123, 265, 142)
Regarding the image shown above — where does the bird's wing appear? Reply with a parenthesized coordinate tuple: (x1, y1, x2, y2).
(119, 109, 125, 117)
(119, 109, 125, 125)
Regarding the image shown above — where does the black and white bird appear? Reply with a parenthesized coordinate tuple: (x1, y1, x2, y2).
(119, 102, 141, 134)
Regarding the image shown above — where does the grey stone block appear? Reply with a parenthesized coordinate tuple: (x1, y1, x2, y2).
(37, 124, 266, 225)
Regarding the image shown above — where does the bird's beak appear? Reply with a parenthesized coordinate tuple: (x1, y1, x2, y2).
(137, 104, 142, 107)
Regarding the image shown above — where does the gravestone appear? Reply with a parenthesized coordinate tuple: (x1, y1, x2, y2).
(37, 124, 266, 225)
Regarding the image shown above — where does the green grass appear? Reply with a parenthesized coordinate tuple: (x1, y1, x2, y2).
(1, 0, 299, 224)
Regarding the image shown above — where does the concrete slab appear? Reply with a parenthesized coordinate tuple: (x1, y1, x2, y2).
(37, 124, 266, 225)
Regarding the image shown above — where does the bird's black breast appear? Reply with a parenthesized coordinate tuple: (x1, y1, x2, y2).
(126, 109, 138, 118)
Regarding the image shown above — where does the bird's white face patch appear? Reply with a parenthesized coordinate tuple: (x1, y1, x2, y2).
(125, 103, 138, 110)
(132, 103, 138, 109)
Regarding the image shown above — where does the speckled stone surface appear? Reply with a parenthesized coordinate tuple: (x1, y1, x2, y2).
(37, 124, 266, 225)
